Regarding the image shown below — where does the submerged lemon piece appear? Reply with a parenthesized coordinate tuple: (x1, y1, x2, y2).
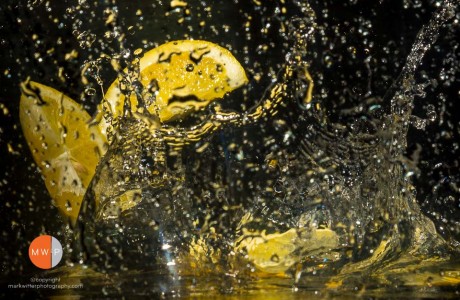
(236, 227, 340, 274)
(100, 40, 248, 135)
(19, 81, 107, 224)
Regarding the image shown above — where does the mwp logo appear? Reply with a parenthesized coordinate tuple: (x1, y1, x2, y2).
(28, 235, 63, 269)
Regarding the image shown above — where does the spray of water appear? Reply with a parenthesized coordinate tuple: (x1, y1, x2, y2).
(4, 0, 460, 296)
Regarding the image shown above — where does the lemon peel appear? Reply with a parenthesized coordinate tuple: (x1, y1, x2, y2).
(98, 40, 248, 135)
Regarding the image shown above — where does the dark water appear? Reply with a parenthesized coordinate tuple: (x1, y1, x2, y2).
(1, 0, 460, 298)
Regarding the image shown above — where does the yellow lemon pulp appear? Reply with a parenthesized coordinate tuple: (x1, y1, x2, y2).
(19, 81, 107, 224)
(99, 40, 248, 135)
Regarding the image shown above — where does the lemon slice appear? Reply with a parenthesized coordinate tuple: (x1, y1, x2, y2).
(99, 40, 248, 135)
(235, 228, 339, 274)
(19, 81, 107, 224)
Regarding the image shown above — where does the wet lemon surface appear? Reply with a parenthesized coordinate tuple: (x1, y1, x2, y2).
(19, 81, 107, 224)
(99, 40, 248, 135)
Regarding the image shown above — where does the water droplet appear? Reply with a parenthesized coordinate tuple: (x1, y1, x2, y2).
(274, 180, 284, 193)
(410, 115, 427, 130)
(161, 244, 172, 250)
(185, 64, 194, 72)
(426, 104, 437, 122)
(127, 26, 135, 35)
(85, 88, 96, 96)
(66, 200, 72, 211)
(122, 49, 131, 59)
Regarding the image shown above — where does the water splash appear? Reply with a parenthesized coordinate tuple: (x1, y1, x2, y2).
(72, 0, 460, 281)
(4, 0, 460, 297)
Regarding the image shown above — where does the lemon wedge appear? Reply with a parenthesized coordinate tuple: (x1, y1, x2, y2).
(99, 40, 248, 135)
(19, 81, 107, 224)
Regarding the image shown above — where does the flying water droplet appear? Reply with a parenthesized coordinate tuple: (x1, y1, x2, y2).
(85, 88, 96, 96)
